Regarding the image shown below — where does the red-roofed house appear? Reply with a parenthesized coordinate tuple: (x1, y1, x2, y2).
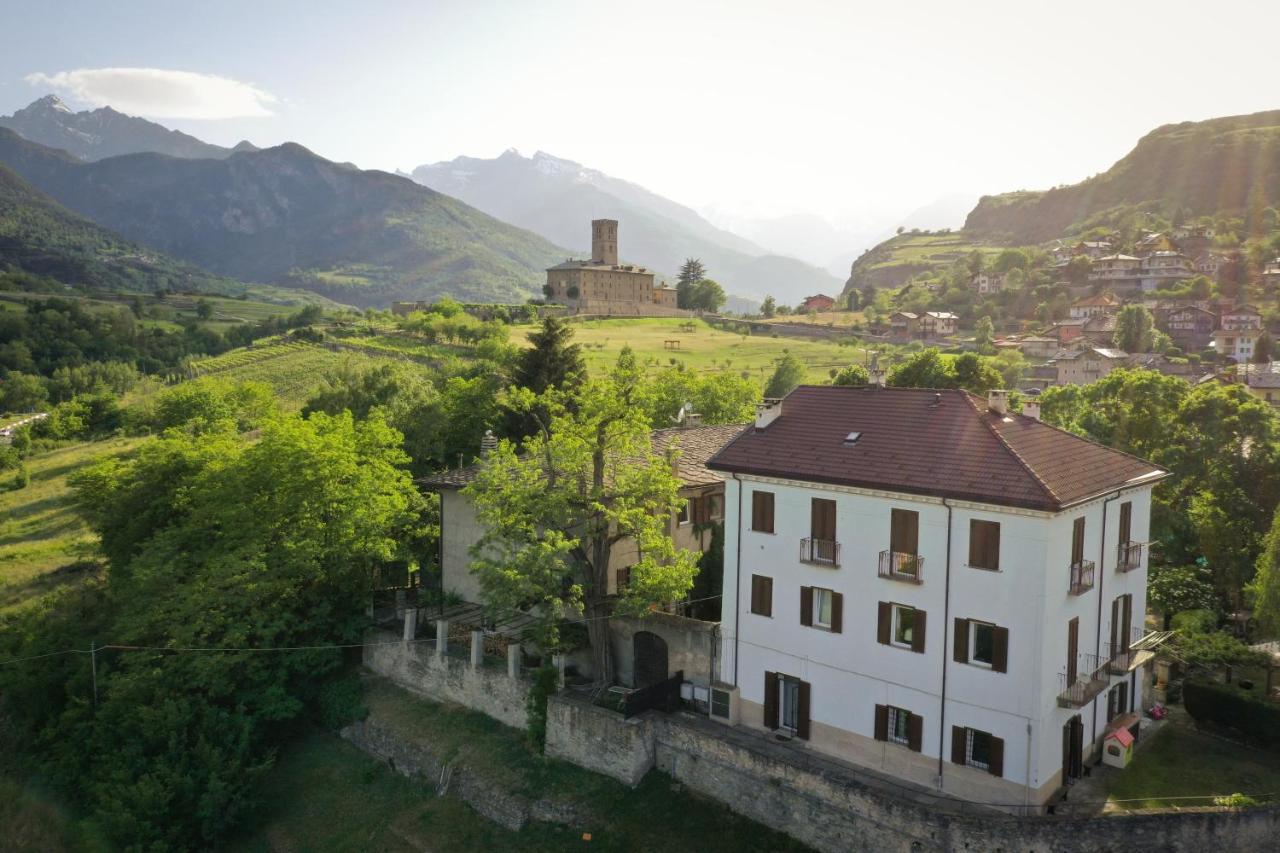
(708, 385, 1166, 809)
(801, 294, 837, 312)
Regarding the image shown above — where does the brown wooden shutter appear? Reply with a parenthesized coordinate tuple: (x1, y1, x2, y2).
(1072, 517, 1086, 564)
(907, 713, 923, 752)
(1121, 594, 1133, 652)
(800, 586, 813, 627)
(953, 618, 969, 663)
(830, 592, 843, 634)
(951, 726, 967, 765)
(764, 493, 775, 533)
(874, 704, 889, 741)
(1067, 618, 1079, 684)
(812, 498, 836, 540)
(911, 608, 927, 653)
(968, 520, 984, 568)
(992, 626, 1009, 673)
(877, 602, 892, 645)
(751, 575, 773, 617)
(763, 672, 779, 729)
(1119, 501, 1132, 545)
(796, 680, 811, 740)
(1110, 596, 1120, 653)
(988, 736, 1005, 777)
(1106, 686, 1117, 723)
(891, 508, 919, 554)
(616, 567, 630, 591)
(753, 491, 775, 533)
(969, 520, 1000, 570)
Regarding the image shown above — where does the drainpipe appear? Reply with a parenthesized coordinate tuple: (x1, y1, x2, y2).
(936, 498, 954, 783)
(731, 473, 745, 687)
(1091, 491, 1121, 749)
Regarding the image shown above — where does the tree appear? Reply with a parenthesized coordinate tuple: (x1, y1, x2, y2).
(677, 259, 707, 309)
(641, 366, 759, 427)
(992, 249, 1028, 275)
(1253, 503, 1280, 632)
(195, 299, 214, 320)
(760, 295, 777, 318)
(832, 364, 870, 386)
(513, 316, 586, 397)
(764, 353, 806, 398)
(1113, 304, 1155, 352)
(690, 279, 727, 313)
(0, 370, 48, 412)
(952, 353, 1002, 394)
(1254, 332, 1274, 364)
(974, 315, 996, 355)
(465, 349, 699, 683)
(1149, 563, 1218, 629)
(887, 349, 956, 389)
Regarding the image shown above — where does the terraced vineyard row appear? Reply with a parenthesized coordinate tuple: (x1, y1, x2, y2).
(186, 341, 393, 406)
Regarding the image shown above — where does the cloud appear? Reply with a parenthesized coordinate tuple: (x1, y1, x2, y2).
(24, 68, 277, 119)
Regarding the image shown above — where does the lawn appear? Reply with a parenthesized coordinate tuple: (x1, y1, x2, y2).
(0, 437, 145, 614)
(1104, 711, 1280, 810)
(515, 317, 865, 383)
(230, 678, 811, 852)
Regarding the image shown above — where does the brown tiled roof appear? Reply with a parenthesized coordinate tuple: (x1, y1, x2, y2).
(706, 386, 1166, 512)
(419, 423, 746, 491)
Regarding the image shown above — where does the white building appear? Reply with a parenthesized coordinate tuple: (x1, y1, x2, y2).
(707, 386, 1166, 809)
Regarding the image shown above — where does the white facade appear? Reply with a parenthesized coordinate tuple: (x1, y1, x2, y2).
(718, 474, 1155, 808)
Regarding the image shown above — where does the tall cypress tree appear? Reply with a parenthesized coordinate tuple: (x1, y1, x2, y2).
(504, 316, 587, 440)
(677, 258, 707, 309)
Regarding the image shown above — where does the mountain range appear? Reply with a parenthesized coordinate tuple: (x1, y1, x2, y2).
(964, 109, 1280, 243)
(0, 125, 569, 306)
(412, 150, 842, 303)
(0, 95, 253, 161)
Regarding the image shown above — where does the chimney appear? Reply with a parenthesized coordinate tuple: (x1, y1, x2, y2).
(480, 429, 498, 457)
(1022, 399, 1041, 421)
(755, 399, 783, 431)
(684, 412, 704, 428)
(987, 389, 1009, 416)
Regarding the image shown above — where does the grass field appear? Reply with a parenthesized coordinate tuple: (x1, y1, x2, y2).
(0, 438, 144, 614)
(1104, 711, 1280, 810)
(185, 340, 398, 407)
(759, 310, 864, 326)
(516, 318, 865, 383)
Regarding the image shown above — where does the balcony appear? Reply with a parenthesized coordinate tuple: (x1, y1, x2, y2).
(1068, 559, 1095, 596)
(878, 550, 923, 584)
(800, 537, 840, 567)
(1117, 541, 1144, 572)
(1106, 627, 1148, 674)
(1057, 654, 1109, 708)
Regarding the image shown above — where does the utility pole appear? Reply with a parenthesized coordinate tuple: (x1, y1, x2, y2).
(90, 640, 98, 707)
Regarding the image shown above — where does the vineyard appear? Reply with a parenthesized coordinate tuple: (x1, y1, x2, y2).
(185, 340, 394, 405)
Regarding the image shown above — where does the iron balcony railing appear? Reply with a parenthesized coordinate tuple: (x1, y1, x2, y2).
(1106, 627, 1148, 674)
(1068, 559, 1096, 596)
(878, 550, 923, 584)
(1117, 541, 1144, 572)
(1057, 653, 1109, 708)
(800, 537, 840, 567)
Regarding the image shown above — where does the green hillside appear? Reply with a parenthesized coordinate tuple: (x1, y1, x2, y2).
(0, 164, 248, 295)
(0, 129, 568, 307)
(964, 110, 1280, 243)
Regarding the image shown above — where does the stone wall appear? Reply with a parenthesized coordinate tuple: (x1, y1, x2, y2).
(544, 694, 656, 787)
(364, 632, 530, 729)
(609, 612, 718, 689)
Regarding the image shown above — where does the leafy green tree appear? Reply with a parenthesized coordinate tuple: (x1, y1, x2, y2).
(974, 315, 996, 355)
(465, 349, 699, 683)
(0, 370, 48, 412)
(764, 353, 807, 398)
(513, 316, 585, 396)
(1113, 304, 1155, 352)
(887, 349, 956, 389)
(1149, 563, 1218, 628)
(1253, 503, 1280, 632)
(992, 248, 1029, 275)
(195, 299, 214, 320)
(690, 279, 727, 313)
(760, 295, 777, 318)
(832, 364, 870, 386)
(952, 353, 1002, 394)
(1254, 332, 1274, 364)
(676, 259, 707, 309)
(642, 366, 759, 426)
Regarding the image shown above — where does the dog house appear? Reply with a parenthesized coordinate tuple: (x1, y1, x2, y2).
(1102, 726, 1134, 769)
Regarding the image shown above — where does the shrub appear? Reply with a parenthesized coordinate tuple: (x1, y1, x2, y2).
(315, 674, 368, 730)
(526, 664, 559, 753)
(1183, 679, 1280, 750)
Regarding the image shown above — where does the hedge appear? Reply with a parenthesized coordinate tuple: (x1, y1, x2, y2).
(1183, 679, 1280, 750)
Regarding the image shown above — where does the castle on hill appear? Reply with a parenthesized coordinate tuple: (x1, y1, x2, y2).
(544, 219, 686, 317)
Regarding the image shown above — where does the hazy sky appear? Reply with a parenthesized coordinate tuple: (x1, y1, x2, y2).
(4, 0, 1279, 231)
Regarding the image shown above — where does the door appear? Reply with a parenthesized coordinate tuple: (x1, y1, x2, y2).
(780, 677, 801, 732)
(811, 498, 836, 541)
(1062, 715, 1084, 781)
(891, 508, 919, 556)
(633, 631, 668, 687)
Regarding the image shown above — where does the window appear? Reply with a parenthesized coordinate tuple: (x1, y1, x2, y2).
(890, 508, 919, 556)
(970, 621, 996, 667)
(953, 618, 1008, 672)
(750, 574, 773, 617)
(811, 498, 836, 541)
(706, 493, 724, 520)
(893, 604, 916, 647)
(877, 601, 925, 652)
(800, 586, 842, 633)
(887, 706, 911, 745)
(968, 520, 1000, 570)
(677, 500, 690, 525)
(615, 567, 630, 591)
(763, 672, 810, 740)
(751, 491, 775, 533)
(966, 728, 993, 770)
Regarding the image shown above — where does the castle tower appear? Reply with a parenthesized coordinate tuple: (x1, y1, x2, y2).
(591, 219, 618, 265)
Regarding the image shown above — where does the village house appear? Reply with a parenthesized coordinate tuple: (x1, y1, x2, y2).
(544, 219, 683, 317)
(1220, 304, 1263, 332)
(1263, 259, 1280, 291)
(1212, 328, 1260, 363)
(1075, 240, 1113, 259)
(889, 311, 920, 339)
(1051, 347, 1128, 385)
(970, 272, 1005, 295)
(1068, 294, 1120, 320)
(1087, 254, 1142, 290)
(1239, 362, 1280, 408)
(1159, 304, 1216, 351)
(1134, 232, 1176, 255)
(420, 422, 742, 606)
(1014, 336, 1061, 360)
(707, 385, 1166, 809)
(1138, 252, 1195, 291)
(800, 293, 837, 312)
(1193, 252, 1229, 277)
(919, 311, 958, 338)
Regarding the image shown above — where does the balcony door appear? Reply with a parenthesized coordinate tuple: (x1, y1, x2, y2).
(1062, 715, 1084, 781)
(811, 498, 836, 542)
(891, 509, 919, 556)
